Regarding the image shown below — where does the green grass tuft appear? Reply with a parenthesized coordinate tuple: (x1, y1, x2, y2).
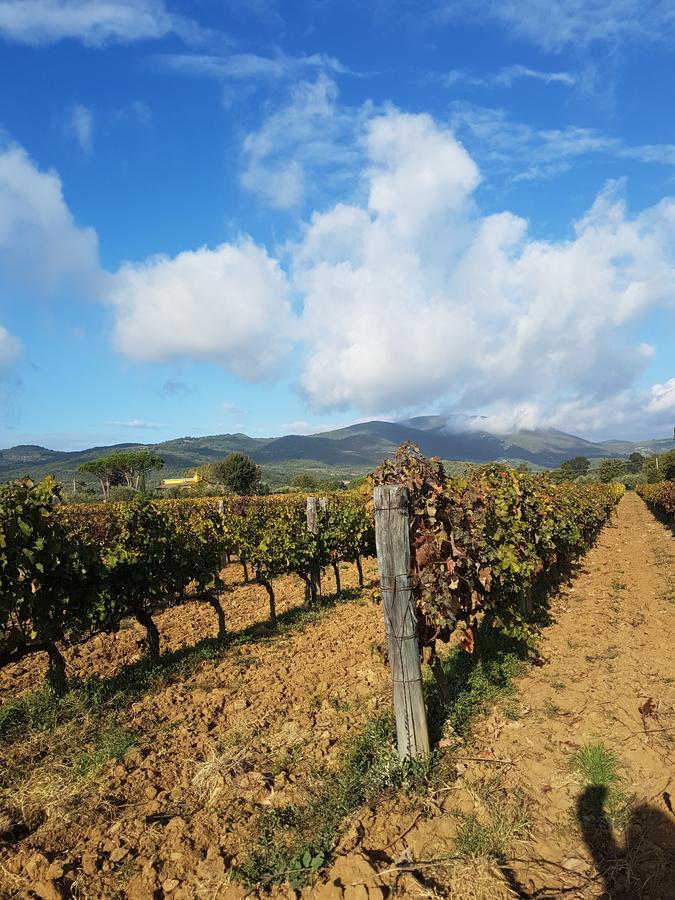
(454, 803, 530, 859)
(571, 741, 633, 827)
(77, 720, 136, 777)
(571, 741, 620, 787)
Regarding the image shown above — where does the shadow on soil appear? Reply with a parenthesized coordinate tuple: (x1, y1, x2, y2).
(0, 586, 365, 741)
(577, 786, 675, 899)
(425, 625, 529, 747)
(424, 548, 590, 747)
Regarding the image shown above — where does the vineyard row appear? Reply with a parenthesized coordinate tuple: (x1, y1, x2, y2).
(636, 480, 675, 517)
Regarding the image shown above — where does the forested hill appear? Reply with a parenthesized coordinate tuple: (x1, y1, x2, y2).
(1, 419, 671, 485)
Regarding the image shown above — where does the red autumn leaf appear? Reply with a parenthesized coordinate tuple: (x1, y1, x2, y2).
(415, 537, 436, 568)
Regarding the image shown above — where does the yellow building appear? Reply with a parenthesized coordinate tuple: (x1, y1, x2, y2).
(159, 473, 203, 489)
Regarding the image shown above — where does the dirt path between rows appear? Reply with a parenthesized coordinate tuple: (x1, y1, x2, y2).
(310, 493, 675, 899)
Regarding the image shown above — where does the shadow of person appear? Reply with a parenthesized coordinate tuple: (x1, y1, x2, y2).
(577, 785, 675, 899)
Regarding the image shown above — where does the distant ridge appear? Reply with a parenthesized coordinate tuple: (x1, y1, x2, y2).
(1, 417, 671, 487)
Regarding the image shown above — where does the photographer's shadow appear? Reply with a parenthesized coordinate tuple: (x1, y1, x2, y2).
(577, 786, 675, 899)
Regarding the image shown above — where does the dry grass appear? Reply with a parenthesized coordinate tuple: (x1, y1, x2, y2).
(442, 857, 520, 899)
(383, 856, 519, 899)
(0, 808, 13, 838)
(0, 762, 84, 838)
(0, 702, 134, 868)
(191, 745, 252, 807)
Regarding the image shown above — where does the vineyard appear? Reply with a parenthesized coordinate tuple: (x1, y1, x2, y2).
(1, 450, 623, 699)
(1, 450, 674, 899)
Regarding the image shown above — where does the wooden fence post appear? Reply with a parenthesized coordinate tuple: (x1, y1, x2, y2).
(306, 495, 318, 534)
(306, 496, 321, 601)
(373, 484, 430, 760)
(216, 499, 230, 566)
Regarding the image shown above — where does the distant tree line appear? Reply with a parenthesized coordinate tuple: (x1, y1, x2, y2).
(76, 450, 268, 501)
(551, 449, 675, 488)
(67, 444, 675, 503)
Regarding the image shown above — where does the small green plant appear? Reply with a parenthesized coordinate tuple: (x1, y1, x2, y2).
(571, 741, 633, 827)
(287, 849, 325, 888)
(571, 742, 620, 787)
(77, 721, 136, 776)
(454, 802, 530, 859)
(503, 701, 521, 721)
(267, 745, 301, 777)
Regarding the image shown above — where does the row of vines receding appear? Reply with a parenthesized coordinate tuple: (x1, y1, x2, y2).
(0, 479, 373, 694)
(636, 480, 675, 519)
(373, 444, 624, 684)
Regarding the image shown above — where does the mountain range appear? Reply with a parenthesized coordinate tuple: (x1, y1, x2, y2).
(1, 416, 672, 488)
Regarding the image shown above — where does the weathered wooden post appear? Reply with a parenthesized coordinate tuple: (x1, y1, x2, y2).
(319, 496, 341, 594)
(216, 499, 230, 567)
(373, 484, 430, 760)
(305, 496, 321, 603)
(306, 495, 318, 533)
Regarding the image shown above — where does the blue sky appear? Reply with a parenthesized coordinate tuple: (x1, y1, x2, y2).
(0, 0, 674, 450)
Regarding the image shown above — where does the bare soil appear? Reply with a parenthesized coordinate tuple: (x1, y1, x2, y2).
(0, 563, 368, 700)
(1, 494, 674, 899)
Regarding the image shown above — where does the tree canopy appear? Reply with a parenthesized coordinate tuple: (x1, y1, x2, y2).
(207, 452, 261, 495)
(597, 458, 627, 483)
(78, 450, 163, 500)
(559, 456, 591, 479)
(640, 449, 675, 483)
(627, 451, 645, 473)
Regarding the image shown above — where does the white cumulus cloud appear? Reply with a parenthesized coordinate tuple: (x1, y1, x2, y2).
(241, 75, 368, 209)
(1, 107, 673, 440)
(435, 0, 675, 50)
(495, 65, 576, 87)
(646, 378, 675, 415)
(292, 110, 675, 437)
(107, 240, 294, 380)
(65, 103, 94, 153)
(0, 141, 101, 296)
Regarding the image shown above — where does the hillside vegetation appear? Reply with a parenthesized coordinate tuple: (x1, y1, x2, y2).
(1, 419, 671, 488)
